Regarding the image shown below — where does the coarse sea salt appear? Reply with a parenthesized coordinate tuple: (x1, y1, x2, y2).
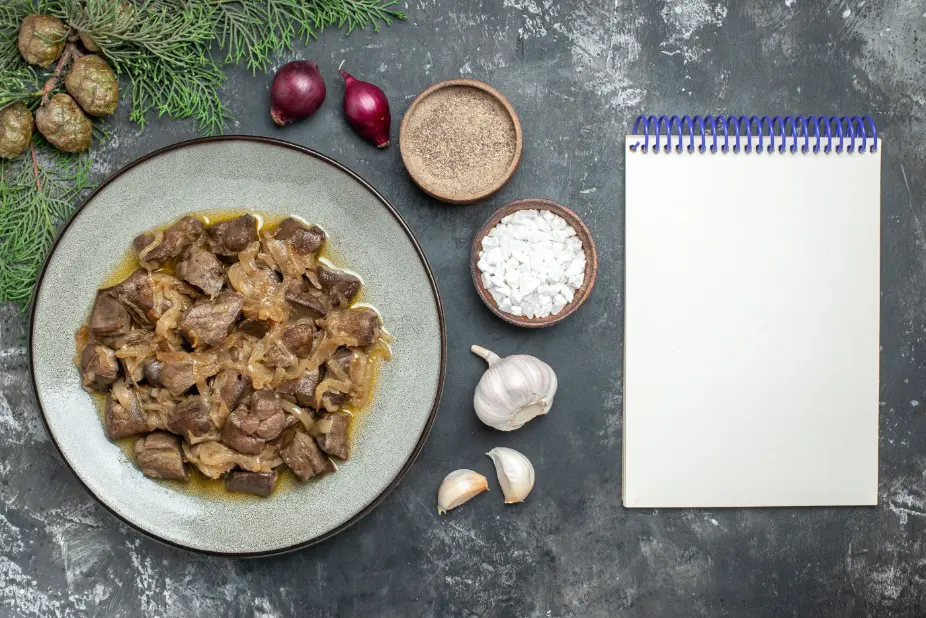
(477, 209, 585, 318)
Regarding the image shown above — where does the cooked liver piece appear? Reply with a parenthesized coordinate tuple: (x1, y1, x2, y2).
(175, 245, 226, 297)
(225, 470, 278, 496)
(314, 412, 350, 460)
(80, 345, 119, 391)
(273, 218, 326, 255)
(277, 368, 323, 408)
(159, 359, 196, 397)
(205, 215, 257, 256)
(221, 389, 284, 454)
(177, 291, 243, 348)
(105, 391, 148, 439)
(320, 348, 353, 410)
(89, 291, 131, 337)
(212, 369, 252, 411)
(321, 307, 381, 346)
(110, 269, 155, 326)
(284, 279, 328, 315)
(221, 406, 264, 454)
(167, 396, 213, 442)
(134, 432, 188, 480)
(316, 264, 362, 307)
(238, 318, 270, 338)
(281, 323, 314, 357)
(280, 429, 336, 481)
(142, 359, 163, 387)
(133, 216, 204, 269)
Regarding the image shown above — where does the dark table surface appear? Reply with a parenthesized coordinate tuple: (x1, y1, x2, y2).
(2, 0, 925, 616)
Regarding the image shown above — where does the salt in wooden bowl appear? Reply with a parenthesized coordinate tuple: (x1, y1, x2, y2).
(400, 79, 523, 204)
(470, 199, 598, 327)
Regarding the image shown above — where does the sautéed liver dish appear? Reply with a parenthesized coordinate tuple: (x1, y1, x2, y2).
(74, 214, 391, 497)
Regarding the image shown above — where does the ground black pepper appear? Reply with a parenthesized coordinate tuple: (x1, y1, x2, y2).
(404, 86, 517, 197)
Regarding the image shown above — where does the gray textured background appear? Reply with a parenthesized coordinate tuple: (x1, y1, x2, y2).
(2, 0, 925, 616)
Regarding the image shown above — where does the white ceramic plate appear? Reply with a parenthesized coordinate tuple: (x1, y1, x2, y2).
(30, 137, 445, 556)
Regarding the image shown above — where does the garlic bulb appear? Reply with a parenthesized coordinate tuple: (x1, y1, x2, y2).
(471, 345, 557, 431)
(437, 469, 489, 514)
(487, 447, 535, 504)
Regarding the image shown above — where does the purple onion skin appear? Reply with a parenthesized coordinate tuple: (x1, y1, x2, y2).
(270, 61, 326, 126)
(339, 70, 391, 148)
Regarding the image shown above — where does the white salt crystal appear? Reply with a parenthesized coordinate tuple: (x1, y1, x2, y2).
(565, 259, 585, 278)
(476, 209, 584, 317)
(520, 274, 540, 296)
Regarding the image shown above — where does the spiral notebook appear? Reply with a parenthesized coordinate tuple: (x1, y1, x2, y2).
(622, 116, 881, 508)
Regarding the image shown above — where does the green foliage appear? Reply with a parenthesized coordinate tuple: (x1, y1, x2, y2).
(0, 0, 405, 307)
(53, 0, 405, 134)
(0, 143, 93, 306)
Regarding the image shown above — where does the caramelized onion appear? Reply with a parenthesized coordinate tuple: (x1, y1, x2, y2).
(136, 230, 164, 269)
(314, 377, 351, 410)
(313, 416, 335, 435)
(280, 399, 315, 431)
(349, 351, 374, 408)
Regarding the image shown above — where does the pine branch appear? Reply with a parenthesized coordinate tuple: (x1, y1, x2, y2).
(0, 141, 93, 307)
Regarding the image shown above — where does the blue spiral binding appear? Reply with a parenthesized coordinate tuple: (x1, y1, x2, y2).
(629, 115, 878, 154)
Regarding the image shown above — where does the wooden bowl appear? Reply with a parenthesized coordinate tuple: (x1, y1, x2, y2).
(470, 199, 598, 327)
(399, 79, 523, 204)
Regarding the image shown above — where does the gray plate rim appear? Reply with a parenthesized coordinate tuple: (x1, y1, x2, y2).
(27, 135, 446, 557)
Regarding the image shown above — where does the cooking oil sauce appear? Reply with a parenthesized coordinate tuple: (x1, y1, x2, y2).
(87, 211, 383, 500)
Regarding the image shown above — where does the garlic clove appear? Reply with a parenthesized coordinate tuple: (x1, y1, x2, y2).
(437, 469, 489, 514)
(487, 447, 535, 504)
(471, 345, 558, 432)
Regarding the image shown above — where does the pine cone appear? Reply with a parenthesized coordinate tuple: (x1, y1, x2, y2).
(18, 14, 68, 67)
(0, 103, 35, 159)
(66, 55, 119, 117)
(35, 94, 92, 153)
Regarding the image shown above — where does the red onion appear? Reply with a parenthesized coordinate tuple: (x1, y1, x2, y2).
(270, 61, 326, 126)
(339, 69, 391, 148)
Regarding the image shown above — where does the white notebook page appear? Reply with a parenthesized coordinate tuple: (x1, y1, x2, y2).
(623, 136, 881, 507)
